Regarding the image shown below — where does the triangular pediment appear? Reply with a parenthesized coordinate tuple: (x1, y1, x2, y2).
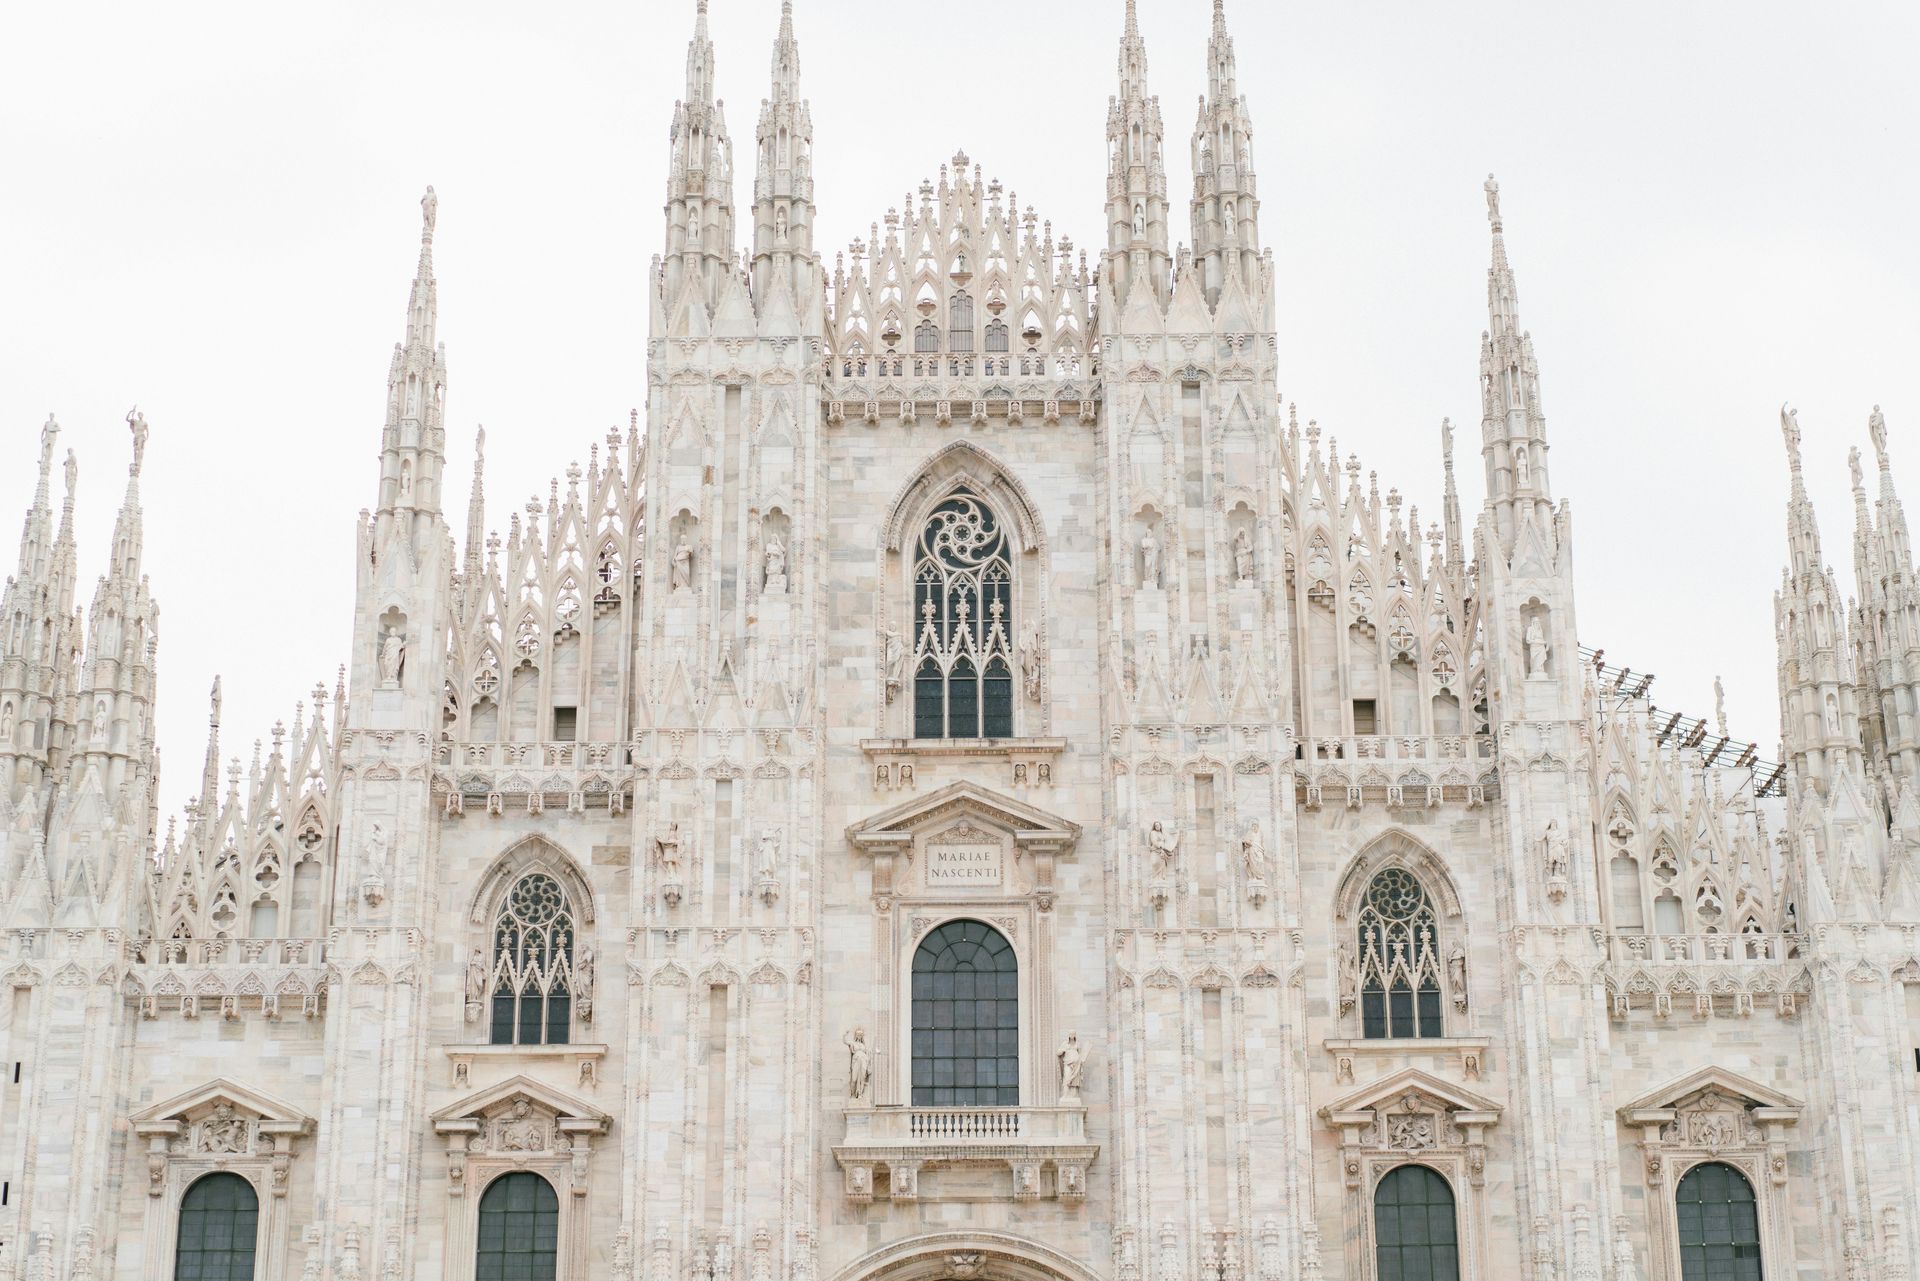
(132, 1077, 312, 1130)
(846, 780, 1079, 853)
(1617, 1065, 1802, 1118)
(430, 1074, 610, 1129)
(1321, 1067, 1502, 1122)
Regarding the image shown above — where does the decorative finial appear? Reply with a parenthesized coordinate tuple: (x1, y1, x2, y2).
(1714, 675, 1728, 738)
(127, 405, 149, 477)
(421, 186, 438, 240)
(1484, 173, 1501, 227)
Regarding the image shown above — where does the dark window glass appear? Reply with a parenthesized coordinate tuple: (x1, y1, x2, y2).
(175, 1172, 259, 1281)
(911, 489, 1015, 741)
(911, 919, 1018, 1106)
(489, 874, 576, 1046)
(985, 319, 1009, 353)
(1676, 1162, 1764, 1281)
(1357, 869, 1445, 1039)
(475, 1171, 559, 1281)
(915, 320, 939, 353)
(1374, 1164, 1459, 1281)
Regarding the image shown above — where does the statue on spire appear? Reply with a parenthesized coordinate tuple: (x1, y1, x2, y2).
(1850, 446, 1864, 492)
(1484, 174, 1501, 226)
(1870, 404, 1888, 465)
(1781, 404, 1802, 467)
(421, 185, 438, 239)
(127, 406, 149, 477)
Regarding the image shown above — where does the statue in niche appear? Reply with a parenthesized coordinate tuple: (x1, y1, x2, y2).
(92, 697, 109, 744)
(672, 538, 694, 592)
(844, 1028, 871, 1101)
(883, 628, 906, 700)
(1337, 942, 1359, 1014)
(0, 703, 11, 744)
(1524, 614, 1549, 678)
(1057, 1031, 1087, 1101)
(1448, 941, 1469, 1011)
(1232, 527, 1255, 583)
(499, 1098, 547, 1151)
(774, 205, 789, 244)
(1132, 202, 1145, 238)
(1542, 819, 1569, 882)
(1825, 693, 1841, 737)
(1514, 444, 1531, 490)
(756, 830, 781, 878)
(1140, 527, 1162, 590)
(1239, 820, 1269, 882)
(464, 947, 489, 1022)
(575, 944, 595, 1022)
(361, 822, 391, 906)
(377, 627, 406, 687)
(200, 1101, 249, 1154)
(1145, 820, 1180, 881)
(398, 458, 413, 501)
(762, 534, 787, 593)
(654, 821, 684, 882)
(1018, 623, 1043, 702)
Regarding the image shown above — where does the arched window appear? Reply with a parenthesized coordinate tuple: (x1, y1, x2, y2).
(915, 320, 939, 353)
(911, 919, 1018, 1106)
(175, 1172, 259, 1281)
(476, 1171, 559, 1281)
(1676, 1162, 1763, 1280)
(912, 488, 1015, 739)
(984, 318, 1009, 353)
(1373, 1165, 1459, 1281)
(1358, 869, 1444, 1039)
(489, 873, 575, 1046)
(948, 291, 975, 350)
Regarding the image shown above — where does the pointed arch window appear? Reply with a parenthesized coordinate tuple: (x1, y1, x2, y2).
(489, 874, 575, 1046)
(175, 1172, 259, 1281)
(1675, 1162, 1763, 1280)
(915, 320, 939, 353)
(1358, 869, 1444, 1039)
(1373, 1164, 1459, 1281)
(948, 291, 974, 350)
(912, 488, 1014, 739)
(911, 919, 1019, 1106)
(476, 1171, 559, 1281)
(985, 318, 1009, 353)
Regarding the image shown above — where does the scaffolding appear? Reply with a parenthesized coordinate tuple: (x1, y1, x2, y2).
(1580, 646, 1786, 798)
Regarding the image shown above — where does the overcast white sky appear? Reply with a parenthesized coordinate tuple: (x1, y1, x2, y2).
(3, 0, 1917, 821)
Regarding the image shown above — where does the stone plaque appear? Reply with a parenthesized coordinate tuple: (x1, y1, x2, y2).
(925, 823, 1005, 889)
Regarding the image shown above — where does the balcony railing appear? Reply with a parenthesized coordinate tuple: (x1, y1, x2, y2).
(1606, 932, 1804, 965)
(841, 1104, 1087, 1146)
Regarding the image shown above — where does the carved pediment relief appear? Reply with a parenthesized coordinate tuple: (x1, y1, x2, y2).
(430, 1074, 609, 1153)
(1617, 1065, 1802, 1122)
(846, 781, 1078, 904)
(131, 1078, 314, 1155)
(1321, 1067, 1502, 1129)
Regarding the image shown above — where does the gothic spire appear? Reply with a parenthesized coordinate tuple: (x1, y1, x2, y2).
(664, 0, 737, 315)
(1105, 0, 1170, 307)
(0, 416, 85, 811)
(463, 426, 487, 591)
(1477, 175, 1553, 554)
(376, 188, 450, 545)
(1780, 404, 1824, 585)
(1188, 0, 1261, 302)
(1441, 417, 1465, 573)
(751, 0, 815, 306)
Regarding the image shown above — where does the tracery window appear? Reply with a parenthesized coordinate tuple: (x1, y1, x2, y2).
(1373, 1165, 1459, 1281)
(1675, 1162, 1763, 1281)
(174, 1172, 258, 1281)
(1358, 869, 1444, 1039)
(476, 1171, 559, 1281)
(912, 488, 1014, 739)
(911, 919, 1018, 1106)
(985, 318, 1009, 352)
(915, 320, 939, 353)
(948, 291, 974, 350)
(489, 874, 575, 1047)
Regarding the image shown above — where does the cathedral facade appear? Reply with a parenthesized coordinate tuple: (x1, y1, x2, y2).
(3, 3, 1918, 1279)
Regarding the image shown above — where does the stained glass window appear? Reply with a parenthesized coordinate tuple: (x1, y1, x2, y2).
(489, 874, 575, 1046)
(175, 1173, 258, 1281)
(911, 919, 1018, 1106)
(1676, 1162, 1764, 1281)
(1359, 869, 1444, 1039)
(911, 489, 1014, 739)
(1374, 1164, 1459, 1281)
(475, 1172, 559, 1281)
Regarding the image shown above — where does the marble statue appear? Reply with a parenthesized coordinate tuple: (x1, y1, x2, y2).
(1057, 1031, 1087, 1100)
(1525, 615, 1549, 677)
(672, 538, 694, 592)
(1140, 527, 1162, 589)
(1145, 820, 1180, 881)
(844, 1028, 871, 1101)
(1232, 527, 1254, 582)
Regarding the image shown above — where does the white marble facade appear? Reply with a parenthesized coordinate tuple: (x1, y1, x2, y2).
(2, 4, 1918, 1280)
